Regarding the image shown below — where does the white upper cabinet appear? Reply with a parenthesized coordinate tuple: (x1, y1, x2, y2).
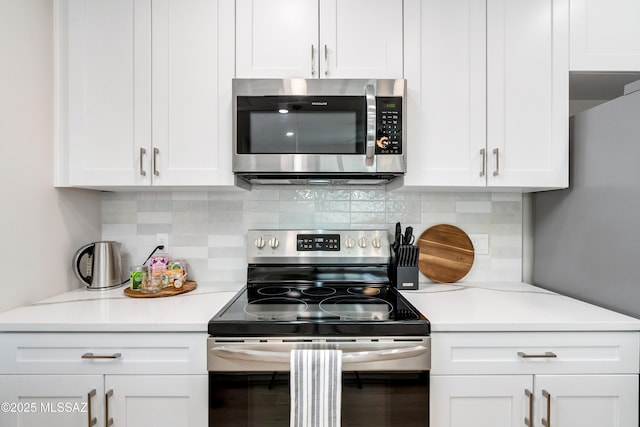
(403, 0, 487, 187)
(235, 0, 403, 79)
(486, 0, 569, 189)
(570, 0, 640, 71)
(58, 0, 235, 188)
(404, 0, 568, 190)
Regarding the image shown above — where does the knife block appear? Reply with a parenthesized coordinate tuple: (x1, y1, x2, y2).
(392, 265, 419, 290)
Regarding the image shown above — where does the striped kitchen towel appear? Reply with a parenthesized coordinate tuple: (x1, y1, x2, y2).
(290, 349, 343, 427)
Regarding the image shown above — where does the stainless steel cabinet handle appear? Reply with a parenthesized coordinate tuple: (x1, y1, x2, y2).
(82, 352, 122, 359)
(524, 389, 533, 427)
(517, 351, 557, 359)
(365, 84, 376, 166)
(541, 389, 551, 427)
(311, 45, 315, 75)
(324, 44, 328, 75)
(153, 147, 160, 176)
(212, 345, 428, 364)
(480, 148, 486, 177)
(493, 148, 500, 176)
(87, 389, 97, 427)
(139, 147, 147, 176)
(105, 389, 114, 427)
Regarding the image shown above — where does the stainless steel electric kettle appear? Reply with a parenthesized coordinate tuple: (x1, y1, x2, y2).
(72, 241, 124, 289)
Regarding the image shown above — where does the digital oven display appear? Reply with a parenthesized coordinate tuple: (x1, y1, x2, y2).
(296, 234, 340, 251)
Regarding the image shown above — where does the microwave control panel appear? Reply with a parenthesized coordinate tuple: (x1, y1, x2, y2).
(375, 97, 402, 155)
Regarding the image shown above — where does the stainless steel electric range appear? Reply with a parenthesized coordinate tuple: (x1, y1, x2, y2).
(207, 229, 430, 427)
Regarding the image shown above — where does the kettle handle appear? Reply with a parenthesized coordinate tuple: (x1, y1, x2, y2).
(72, 243, 94, 285)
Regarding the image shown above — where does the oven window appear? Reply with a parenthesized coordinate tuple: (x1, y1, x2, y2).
(209, 371, 429, 427)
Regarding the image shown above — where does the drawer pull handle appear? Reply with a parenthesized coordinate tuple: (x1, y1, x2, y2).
(541, 389, 551, 427)
(524, 389, 533, 427)
(517, 351, 557, 359)
(105, 389, 114, 427)
(82, 352, 122, 359)
(87, 389, 97, 427)
(139, 147, 147, 176)
(480, 148, 486, 177)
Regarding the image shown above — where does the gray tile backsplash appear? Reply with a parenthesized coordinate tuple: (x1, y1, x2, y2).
(102, 188, 523, 284)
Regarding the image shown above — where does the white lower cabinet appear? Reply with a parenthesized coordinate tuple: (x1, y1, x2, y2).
(430, 332, 640, 427)
(0, 332, 208, 427)
(0, 374, 207, 427)
(431, 374, 638, 427)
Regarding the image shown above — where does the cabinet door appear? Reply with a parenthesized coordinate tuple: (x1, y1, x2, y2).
(65, 0, 152, 186)
(570, 0, 640, 71)
(430, 375, 531, 427)
(486, 0, 569, 189)
(535, 375, 639, 427)
(235, 0, 318, 78)
(105, 375, 207, 427)
(151, 0, 234, 186)
(403, 0, 487, 187)
(319, 0, 403, 78)
(0, 375, 104, 427)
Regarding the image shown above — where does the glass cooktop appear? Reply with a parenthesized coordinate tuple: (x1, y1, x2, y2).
(208, 284, 430, 337)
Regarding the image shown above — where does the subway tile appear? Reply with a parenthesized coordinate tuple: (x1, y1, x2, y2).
(172, 222, 209, 235)
(420, 199, 456, 213)
(386, 191, 421, 200)
(421, 192, 456, 202)
(102, 224, 137, 236)
(136, 199, 172, 212)
(171, 246, 209, 259)
(173, 200, 208, 212)
(279, 189, 315, 201)
(208, 200, 244, 212)
(456, 192, 491, 201)
(137, 212, 172, 224)
(208, 246, 246, 258)
(171, 234, 209, 247)
(136, 224, 172, 235)
(208, 234, 246, 247)
(314, 189, 350, 200)
(172, 191, 208, 201)
(243, 200, 279, 213)
(456, 213, 492, 224)
(316, 200, 350, 212)
(491, 192, 522, 202)
(279, 200, 315, 212)
(350, 189, 386, 200)
(386, 200, 420, 213)
(386, 212, 421, 224)
(420, 212, 457, 224)
(350, 212, 386, 224)
(102, 211, 137, 224)
(351, 200, 385, 212)
(315, 212, 350, 224)
(208, 212, 244, 223)
(102, 200, 137, 213)
(456, 201, 492, 213)
(172, 211, 208, 224)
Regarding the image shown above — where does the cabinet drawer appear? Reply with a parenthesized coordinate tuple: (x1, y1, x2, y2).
(0, 332, 206, 375)
(431, 332, 640, 375)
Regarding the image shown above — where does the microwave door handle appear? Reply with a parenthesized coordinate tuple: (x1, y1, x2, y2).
(211, 345, 428, 364)
(365, 84, 376, 166)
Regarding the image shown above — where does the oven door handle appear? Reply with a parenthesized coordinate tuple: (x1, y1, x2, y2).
(211, 345, 428, 364)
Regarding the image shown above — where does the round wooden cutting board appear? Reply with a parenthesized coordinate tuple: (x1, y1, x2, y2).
(417, 224, 475, 283)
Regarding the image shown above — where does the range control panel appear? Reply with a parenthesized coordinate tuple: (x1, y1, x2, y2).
(247, 229, 390, 264)
(375, 96, 403, 155)
(297, 234, 340, 251)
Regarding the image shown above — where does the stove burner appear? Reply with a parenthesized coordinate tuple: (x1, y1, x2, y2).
(243, 297, 308, 320)
(347, 287, 381, 296)
(319, 295, 393, 321)
(257, 286, 291, 296)
(301, 287, 337, 297)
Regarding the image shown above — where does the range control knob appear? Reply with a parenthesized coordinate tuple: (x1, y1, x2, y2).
(254, 236, 265, 249)
(358, 236, 368, 248)
(268, 237, 279, 249)
(345, 236, 356, 249)
(372, 237, 382, 249)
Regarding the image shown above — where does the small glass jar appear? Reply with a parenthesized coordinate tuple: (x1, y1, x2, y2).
(129, 265, 147, 291)
(142, 266, 164, 293)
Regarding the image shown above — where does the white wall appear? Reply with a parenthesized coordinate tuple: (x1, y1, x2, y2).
(0, 0, 101, 312)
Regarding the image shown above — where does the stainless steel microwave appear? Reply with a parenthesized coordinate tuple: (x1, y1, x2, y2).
(232, 78, 406, 186)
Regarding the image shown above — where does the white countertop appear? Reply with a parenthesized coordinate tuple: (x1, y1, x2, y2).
(404, 281, 640, 332)
(0, 281, 638, 333)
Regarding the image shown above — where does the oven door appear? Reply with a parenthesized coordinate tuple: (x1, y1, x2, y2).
(208, 337, 430, 427)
